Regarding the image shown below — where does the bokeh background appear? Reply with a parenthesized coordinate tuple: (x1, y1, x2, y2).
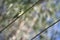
(0, 0, 60, 40)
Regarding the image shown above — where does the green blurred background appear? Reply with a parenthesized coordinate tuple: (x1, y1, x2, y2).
(0, 0, 60, 40)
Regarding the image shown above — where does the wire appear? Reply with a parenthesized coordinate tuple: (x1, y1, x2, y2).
(31, 19, 60, 40)
(0, 0, 44, 33)
(1, 0, 59, 40)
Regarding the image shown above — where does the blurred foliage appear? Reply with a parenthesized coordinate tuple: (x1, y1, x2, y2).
(0, 0, 60, 40)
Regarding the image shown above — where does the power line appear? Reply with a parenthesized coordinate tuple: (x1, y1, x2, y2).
(0, 0, 44, 33)
(0, 0, 59, 40)
(31, 19, 60, 40)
